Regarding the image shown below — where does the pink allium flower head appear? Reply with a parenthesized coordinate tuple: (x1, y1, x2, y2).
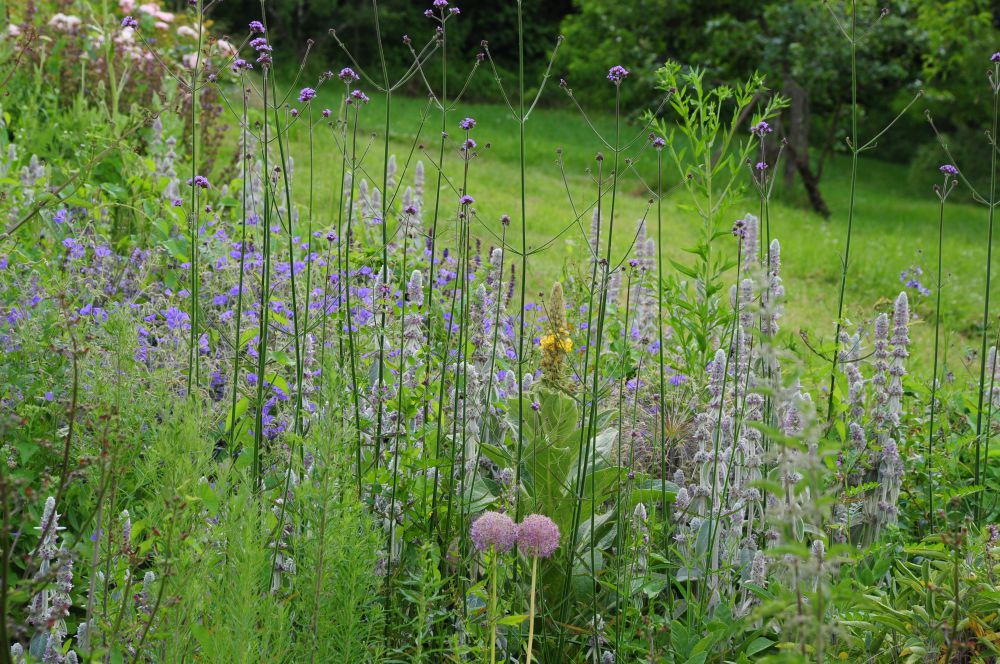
(517, 514, 560, 558)
(470, 511, 516, 553)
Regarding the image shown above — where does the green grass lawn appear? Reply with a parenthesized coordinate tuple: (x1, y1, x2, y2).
(282, 91, 998, 379)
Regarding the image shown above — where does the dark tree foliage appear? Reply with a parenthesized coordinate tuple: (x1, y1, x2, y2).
(205, 0, 999, 210)
(209, 0, 571, 100)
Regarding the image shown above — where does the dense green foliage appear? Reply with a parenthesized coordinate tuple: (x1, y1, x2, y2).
(4, 1, 1000, 663)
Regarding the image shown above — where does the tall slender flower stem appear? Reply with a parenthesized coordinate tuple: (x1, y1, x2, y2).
(699, 240, 743, 624)
(443, 191, 473, 549)
(251, 57, 273, 488)
(513, 0, 529, 529)
(383, 210, 410, 631)
(582, 83, 623, 655)
(526, 556, 539, 664)
(461, 223, 510, 554)
(300, 103, 315, 399)
(372, 0, 392, 476)
(826, 0, 859, 422)
(559, 157, 604, 637)
(927, 174, 951, 531)
(488, 552, 499, 664)
(654, 140, 674, 616)
(424, 14, 449, 533)
(186, 0, 204, 394)
(342, 101, 365, 495)
(228, 82, 249, 449)
(272, 86, 305, 441)
(982, 322, 1000, 493)
(320, 96, 350, 371)
(975, 66, 1000, 517)
(613, 269, 634, 647)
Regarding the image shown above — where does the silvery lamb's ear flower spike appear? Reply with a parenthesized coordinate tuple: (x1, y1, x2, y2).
(886, 292, 910, 426)
(386, 154, 397, 189)
(589, 209, 601, 264)
(413, 160, 424, 209)
(75, 620, 92, 655)
(708, 348, 726, 401)
(37, 496, 63, 559)
(407, 270, 423, 304)
(740, 213, 759, 271)
(121, 509, 132, 545)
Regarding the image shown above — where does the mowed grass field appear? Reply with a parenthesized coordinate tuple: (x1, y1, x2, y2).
(279, 90, 998, 379)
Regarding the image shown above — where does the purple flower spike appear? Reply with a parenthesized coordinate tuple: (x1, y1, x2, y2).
(732, 218, 747, 238)
(249, 20, 265, 34)
(460, 194, 474, 206)
(607, 65, 630, 84)
(121, 16, 138, 29)
(433, 0, 448, 7)
(349, 89, 370, 104)
(187, 175, 210, 189)
(459, 117, 476, 130)
(298, 87, 317, 103)
(517, 514, 560, 558)
(470, 511, 516, 553)
(651, 136, 666, 149)
(992, 52, 1000, 63)
(339, 67, 359, 82)
(751, 121, 772, 137)
(940, 164, 958, 175)
(322, 108, 332, 118)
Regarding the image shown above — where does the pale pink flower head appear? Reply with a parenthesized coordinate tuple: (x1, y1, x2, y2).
(216, 39, 237, 57)
(48, 13, 82, 32)
(517, 514, 560, 558)
(119, 0, 136, 12)
(470, 511, 516, 553)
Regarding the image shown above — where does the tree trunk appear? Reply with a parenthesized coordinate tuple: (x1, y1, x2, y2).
(782, 75, 830, 218)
